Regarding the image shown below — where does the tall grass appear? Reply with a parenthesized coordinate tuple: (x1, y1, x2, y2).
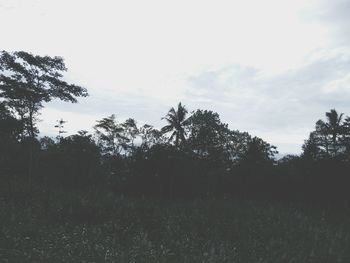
(1, 192, 350, 262)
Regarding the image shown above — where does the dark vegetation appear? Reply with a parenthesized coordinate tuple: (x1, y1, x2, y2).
(2, 195, 350, 262)
(1, 51, 350, 261)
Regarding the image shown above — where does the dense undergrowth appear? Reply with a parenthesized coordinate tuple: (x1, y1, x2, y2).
(1, 191, 350, 262)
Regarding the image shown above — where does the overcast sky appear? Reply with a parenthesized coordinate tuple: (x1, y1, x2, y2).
(1, 0, 350, 154)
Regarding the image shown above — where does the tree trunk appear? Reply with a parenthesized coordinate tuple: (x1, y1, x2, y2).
(27, 103, 36, 193)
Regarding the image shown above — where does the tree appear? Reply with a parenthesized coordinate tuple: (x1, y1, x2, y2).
(0, 102, 23, 187)
(186, 109, 278, 167)
(44, 130, 101, 188)
(94, 114, 128, 155)
(241, 136, 278, 166)
(187, 109, 229, 160)
(324, 109, 345, 155)
(342, 116, 350, 156)
(139, 124, 166, 147)
(305, 109, 346, 158)
(121, 118, 139, 153)
(161, 102, 189, 147)
(302, 131, 325, 161)
(0, 101, 23, 142)
(225, 130, 253, 163)
(0, 51, 88, 139)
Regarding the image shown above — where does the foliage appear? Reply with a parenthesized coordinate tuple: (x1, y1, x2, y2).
(302, 109, 350, 159)
(39, 131, 102, 189)
(0, 50, 88, 139)
(2, 50, 350, 213)
(1, 195, 350, 262)
(3, 50, 350, 262)
(161, 102, 189, 147)
(139, 124, 166, 147)
(94, 114, 128, 155)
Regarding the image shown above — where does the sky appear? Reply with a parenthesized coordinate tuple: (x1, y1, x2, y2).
(1, 0, 350, 154)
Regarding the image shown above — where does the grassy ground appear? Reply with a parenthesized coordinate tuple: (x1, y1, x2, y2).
(1, 192, 350, 262)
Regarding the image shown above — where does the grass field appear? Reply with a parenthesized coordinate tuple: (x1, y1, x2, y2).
(1, 192, 350, 262)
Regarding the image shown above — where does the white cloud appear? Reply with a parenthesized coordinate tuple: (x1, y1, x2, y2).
(323, 73, 350, 93)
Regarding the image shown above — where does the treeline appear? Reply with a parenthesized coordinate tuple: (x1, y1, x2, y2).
(1, 51, 350, 204)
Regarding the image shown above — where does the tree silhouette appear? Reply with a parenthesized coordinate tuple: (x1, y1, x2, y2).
(325, 109, 344, 155)
(343, 116, 350, 156)
(0, 51, 88, 139)
(187, 109, 229, 159)
(94, 114, 128, 155)
(52, 130, 101, 188)
(140, 124, 166, 147)
(161, 102, 189, 147)
(0, 51, 88, 190)
(302, 131, 325, 160)
(0, 102, 22, 186)
(0, 102, 23, 141)
(241, 136, 278, 166)
(121, 118, 139, 153)
(313, 109, 345, 157)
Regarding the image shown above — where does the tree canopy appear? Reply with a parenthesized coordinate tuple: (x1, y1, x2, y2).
(0, 51, 88, 138)
(2, 50, 350, 203)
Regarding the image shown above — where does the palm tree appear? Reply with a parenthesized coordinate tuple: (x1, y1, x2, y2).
(317, 109, 344, 156)
(161, 102, 189, 147)
(343, 117, 350, 155)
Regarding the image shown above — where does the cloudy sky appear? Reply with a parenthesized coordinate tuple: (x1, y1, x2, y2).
(1, 0, 350, 154)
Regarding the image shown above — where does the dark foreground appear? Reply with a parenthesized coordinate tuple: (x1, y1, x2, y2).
(1, 193, 350, 262)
